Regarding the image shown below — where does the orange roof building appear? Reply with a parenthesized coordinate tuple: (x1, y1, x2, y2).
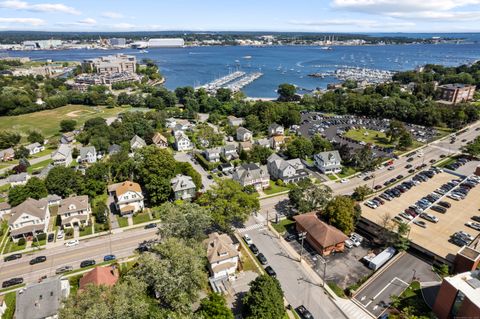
(293, 213, 348, 256)
(79, 266, 119, 290)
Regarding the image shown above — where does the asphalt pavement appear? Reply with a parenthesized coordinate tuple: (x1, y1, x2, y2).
(174, 152, 215, 190)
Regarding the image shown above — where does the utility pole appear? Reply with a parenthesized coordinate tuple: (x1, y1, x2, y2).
(298, 231, 307, 262)
(316, 256, 327, 287)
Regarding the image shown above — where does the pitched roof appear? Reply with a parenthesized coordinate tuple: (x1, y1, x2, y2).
(79, 266, 118, 289)
(8, 172, 29, 183)
(114, 181, 142, 197)
(57, 196, 89, 216)
(204, 232, 239, 264)
(293, 213, 348, 248)
(0, 202, 11, 211)
(9, 198, 48, 224)
(52, 144, 71, 159)
(79, 146, 96, 159)
(237, 127, 252, 135)
(233, 163, 269, 183)
(152, 132, 167, 145)
(171, 174, 196, 192)
(130, 135, 146, 147)
(315, 151, 342, 164)
(25, 142, 41, 151)
(108, 144, 121, 155)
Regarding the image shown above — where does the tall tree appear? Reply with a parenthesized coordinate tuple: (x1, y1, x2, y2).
(277, 83, 297, 102)
(242, 275, 286, 319)
(45, 166, 84, 197)
(289, 179, 332, 213)
(322, 196, 357, 234)
(27, 130, 44, 144)
(60, 119, 77, 132)
(286, 137, 314, 159)
(197, 293, 234, 319)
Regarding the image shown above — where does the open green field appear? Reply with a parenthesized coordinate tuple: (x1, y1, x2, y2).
(344, 128, 422, 151)
(0, 105, 133, 138)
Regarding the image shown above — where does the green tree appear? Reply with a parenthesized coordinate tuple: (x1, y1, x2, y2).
(197, 293, 234, 319)
(352, 185, 373, 201)
(45, 166, 84, 197)
(8, 177, 48, 206)
(154, 202, 211, 242)
(322, 196, 357, 234)
(242, 275, 286, 319)
(197, 179, 259, 231)
(248, 145, 273, 165)
(398, 131, 413, 150)
(311, 134, 333, 153)
(289, 179, 332, 213)
(0, 131, 21, 149)
(132, 237, 207, 315)
(286, 137, 313, 159)
(8, 185, 28, 207)
(27, 130, 44, 144)
(14, 145, 30, 159)
(60, 119, 77, 132)
(277, 83, 297, 102)
(463, 136, 480, 157)
(392, 222, 410, 251)
(175, 162, 202, 190)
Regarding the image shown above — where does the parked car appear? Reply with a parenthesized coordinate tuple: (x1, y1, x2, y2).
(420, 213, 439, 223)
(29, 256, 47, 265)
(285, 233, 297, 242)
(3, 253, 22, 262)
(48, 233, 54, 242)
(243, 234, 253, 246)
(257, 253, 268, 265)
(413, 220, 427, 228)
(265, 266, 277, 278)
(438, 201, 451, 209)
(472, 216, 480, 223)
(103, 254, 116, 262)
(144, 223, 157, 229)
(296, 305, 314, 319)
(64, 239, 79, 247)
(80, 260, 96, 268)
(55, 265, 73, 274)
(344, 239, 354, 249)
(2, 277, 23, 288)
(466, 221, 480, 231)
(249, 244, 259, 255)
(57, 230, 64, 239)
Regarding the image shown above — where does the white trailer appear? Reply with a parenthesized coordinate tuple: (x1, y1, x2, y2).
(368, 247, 396, 271)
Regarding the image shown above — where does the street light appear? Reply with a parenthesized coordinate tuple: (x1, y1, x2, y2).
(298, 231, 307, 262)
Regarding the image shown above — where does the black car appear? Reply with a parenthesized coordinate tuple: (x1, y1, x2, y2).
(206, 175, 213, 180)
(405, 164, 412, 169)
(80, 260, 96, 268)
(407, 157, 414, 162)
(144, 223, 157, 229)
(296, 305, 314, 319)
(48, 233, 54, 242)
(249, 244, 259, 255)
(29, 256, 47, 265)
(438, 201, 451, 209)
(285, 233, 297, 242)
(4, 253, 22, 262)
(2, 277, 23, 288)
(257, 253, 268, 265)
(265, 266, 276, 278)
(472, 216, 480, 223)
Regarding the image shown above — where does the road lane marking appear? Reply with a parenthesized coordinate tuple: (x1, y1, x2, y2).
(363, 277, 408, 307)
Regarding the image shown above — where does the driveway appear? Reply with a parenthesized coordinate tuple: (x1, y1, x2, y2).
(174, 152, 215, 190)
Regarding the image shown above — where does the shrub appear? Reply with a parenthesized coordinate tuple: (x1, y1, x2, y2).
(36, 233, 46, 241)
(17, 238, 26, 246)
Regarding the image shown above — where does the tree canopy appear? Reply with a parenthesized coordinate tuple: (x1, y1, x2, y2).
(242, 275, 286, 319)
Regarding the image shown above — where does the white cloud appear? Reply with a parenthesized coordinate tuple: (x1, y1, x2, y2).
(77, 18, 96, 25)
(0, 0, 80, 15)
(0, 17, 45, 25)
(102, 11, 123, 19)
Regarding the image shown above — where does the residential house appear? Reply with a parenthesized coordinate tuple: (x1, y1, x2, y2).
(8, 172, 30, 186)
(267, 154, 309, 183)
(15, 277, 70, 319)
(108, 181, 144, 216)
(57, 195, 91, 228)
(78, 146, 97, 164)
(227, 115, 244, 127)
(167, 118, 192, 131)
(219, 163, 234, 173)
(239, 141, 252, 152)
(293, 213, 348, 256)
(0, 202, 11, 221)
(51, 144, 72, 167)
(79, 266, 119, 290)
(8, 198, 50, 241)
(314, 151, 342, 174)
(222, 144, 238, 160)
(60, 132, 76, 144)
(268, 123, 285, 137)
(174, 131, 193, 151)
(204, 147, 221, 162)
(232, 163, 270, 190)
(171, 174, 197, 201)
(130, 135, 146, 150)
(204, 232, 239, 280)
(0, 148, 15, 162)
(25, 142, 45, 156)
(108, 144, 121, 156)
(236, 127, 252, 142)
(270, 135, 286, 151)
(152, 132, 168, 148)
(255, 138, 270, 148)
(44, 194, 61, 206)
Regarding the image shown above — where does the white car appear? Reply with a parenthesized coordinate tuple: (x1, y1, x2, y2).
(466, 221, 480, 231)
(340, 178, 349, 183)
(447, 193, 461, 201)
(57, 230, 64, 239)
(64, 239, 79, 247)
(344, 239, 354, 249)
(243, 234, 253, 246)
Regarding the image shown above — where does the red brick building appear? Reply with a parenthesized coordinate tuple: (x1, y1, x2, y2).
(432, 270, 480, 319)
(293, 213, 348, 256)
(438, 84, 476, 104)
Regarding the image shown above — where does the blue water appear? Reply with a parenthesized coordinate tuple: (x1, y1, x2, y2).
(3, 42, 480, 97)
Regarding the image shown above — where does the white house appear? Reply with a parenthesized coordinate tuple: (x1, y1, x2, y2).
(204, 232, 239, 280)
(222, 144, 238, 160)
(232, 163, 270, 190)
(204, 147, 221, 162)
(227, 116, 244, 127)
(60, 132, 75, 144)
(25, 142, 45, 156)
(152, 132, 168, 148)
(314, 151, 342, 174)
(57, 195, 91, 228)
(130, 135, 146, 150)
(8, 198, 50, 241)
(268, 123, 285, 137)
(267, 154, 309, 183)
(108, 181, 144, 216)
(78, 146, 97, 164)
(236, 127, 252, 142)
(51, 144, 72, 167)
(8, 173, 30, 186)
(0, 202, 11, 221)
(174, 131, 193, 151)
(171, 174, 197, 201)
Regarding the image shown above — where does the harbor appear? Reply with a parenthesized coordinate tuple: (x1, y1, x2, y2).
(196, 71, 263, 93)
(334, 67, 394, 84)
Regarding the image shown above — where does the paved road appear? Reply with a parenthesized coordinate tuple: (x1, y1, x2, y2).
(0, 227, 157, 285)
(353, 252, 440, 317)
(174, 152, 215, 190)
(0, 154, 52, 181)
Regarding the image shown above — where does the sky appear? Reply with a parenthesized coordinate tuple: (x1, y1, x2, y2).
(0, 0, 480, 33)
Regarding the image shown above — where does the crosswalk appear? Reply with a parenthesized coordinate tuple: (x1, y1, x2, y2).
(237, 223, 265, 234)
(337, 299, 375, 319)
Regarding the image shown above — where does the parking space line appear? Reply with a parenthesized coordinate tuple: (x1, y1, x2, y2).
(362, 277, 409, 308)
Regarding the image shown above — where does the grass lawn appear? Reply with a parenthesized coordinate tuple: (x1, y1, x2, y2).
(30, 148, 54, 159)
(79, 226, 93, 237)
(94, 221, 109, 233)
(239, 246, 261, 274)
(344, 128, 393, 148)
(434, 126, 454, 139)
(327, 281, 346, 298)
(1, 291, 16, 319)
(68, 274, 83, 296)
(4, 240, 26, 253)
(117, 216, 129, 228)
(133, 213, 151, 225)
(271, 218, 296, 235)
(435, 156, 457, 168)
(337, 167, 357, 178)
(0, 105, 131, 138)
(27, 159, 52, 174)
(393, 281, 433, 317)
(264, 180, 290, 196)
(327, 174, 338, 181)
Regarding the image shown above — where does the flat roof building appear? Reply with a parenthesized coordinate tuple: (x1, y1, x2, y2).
(82, 54, 136, 74)
(147, 38, 184, 48)
(438, 83, 476, 104)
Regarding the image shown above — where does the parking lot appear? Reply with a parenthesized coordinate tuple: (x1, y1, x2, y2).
(362, 171, 480, 262)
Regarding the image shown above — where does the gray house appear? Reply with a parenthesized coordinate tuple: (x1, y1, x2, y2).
(314, 151, 342, 174)
(236, 127, 252, 142)
(222, 144, 238, 160)
(171, 174, 197, 201)
(232, 163, 270, 190)
(130, 135, 146, 150)
(78, 146, 97, 164)
(52, 144, 72, 167)
(267, 154, 309, 183)
(204, 147, 221, 162)
(268, 123, 285, 137)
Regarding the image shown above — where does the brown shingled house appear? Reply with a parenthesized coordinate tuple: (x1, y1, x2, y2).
(293, 213, 348, 256)
(79, 266, 119, 290)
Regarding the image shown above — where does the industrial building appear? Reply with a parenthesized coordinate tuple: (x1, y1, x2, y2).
(82, 54, 137, 74)
(108, 38, 127, 47)
(147, 38, 185, 47)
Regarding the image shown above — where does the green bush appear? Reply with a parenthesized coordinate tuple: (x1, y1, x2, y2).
(195, 153, 216, 171)
(276, 179, 285, 187)
(17, 237, 26, 246)
(36, 233, 46, 241)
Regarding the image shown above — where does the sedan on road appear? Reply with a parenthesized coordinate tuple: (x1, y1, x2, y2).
(29, 256, 47, 265)
(265, 266, 277, 278)
(3, 253, 22, 262)
(257, 253, 268, 265)
(64, 239, 79, 247)
(296, 305, 314, 319)
(55, 265, 74, 274)
(103, 254, 116, 262)
(2, 277, 23, 288)
(144, 223, 157, 229)
(249, 244, 259, 255)
(80, 260, 96, 268)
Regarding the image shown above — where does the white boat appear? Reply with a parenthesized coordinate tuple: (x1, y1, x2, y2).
(243, 55, 252, 59)
(320, 46, 333, 50)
